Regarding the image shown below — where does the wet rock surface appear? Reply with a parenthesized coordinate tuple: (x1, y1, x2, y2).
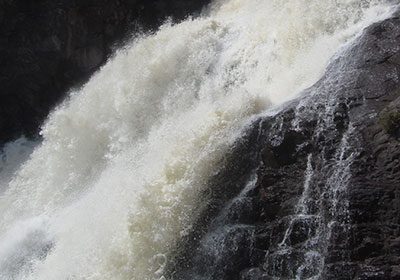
(0, 0, 211, 146)
(252, 13, 400, 280)
(174, 12, 400, 280)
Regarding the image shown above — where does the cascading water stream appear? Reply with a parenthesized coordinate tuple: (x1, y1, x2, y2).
(263, 122, 359, 279)
(0, 1, 397, 279)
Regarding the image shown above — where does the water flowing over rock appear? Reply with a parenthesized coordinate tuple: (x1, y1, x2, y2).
(0, 1, 399, 280)
(173, 11, 400, 280)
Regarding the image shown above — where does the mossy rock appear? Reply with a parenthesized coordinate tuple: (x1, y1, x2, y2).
(379, 109, 400, 136)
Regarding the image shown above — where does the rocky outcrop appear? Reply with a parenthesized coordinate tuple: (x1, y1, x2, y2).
(0, 0, 211, 146)
(172, 11, 400, 280)
(247, 12, 400, 280)
(252, 13, 400, 280)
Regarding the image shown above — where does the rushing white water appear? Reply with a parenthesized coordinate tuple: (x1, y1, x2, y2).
(0, 1, 396, 279)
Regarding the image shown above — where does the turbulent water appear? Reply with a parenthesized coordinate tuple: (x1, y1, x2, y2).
(0, 0, 397, 279)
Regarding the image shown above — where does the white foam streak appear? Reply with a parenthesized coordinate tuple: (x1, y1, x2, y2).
(0, 0, 396, 279)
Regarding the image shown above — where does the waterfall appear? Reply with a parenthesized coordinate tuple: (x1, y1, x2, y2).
(0, 0, 396, 279)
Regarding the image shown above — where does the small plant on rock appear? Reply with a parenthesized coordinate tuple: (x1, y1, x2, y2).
(379, 109, 400, 136)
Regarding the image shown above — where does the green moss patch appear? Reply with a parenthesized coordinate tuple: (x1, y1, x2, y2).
(379, 109, 400, 136)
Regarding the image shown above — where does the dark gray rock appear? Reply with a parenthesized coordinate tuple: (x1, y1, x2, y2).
(253, 13, 400, 280)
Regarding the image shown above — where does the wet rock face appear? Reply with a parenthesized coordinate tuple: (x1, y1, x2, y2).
(0, 0, 211, 146)
(250, 13, 400, 280)
(174, 12, 400, 280)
